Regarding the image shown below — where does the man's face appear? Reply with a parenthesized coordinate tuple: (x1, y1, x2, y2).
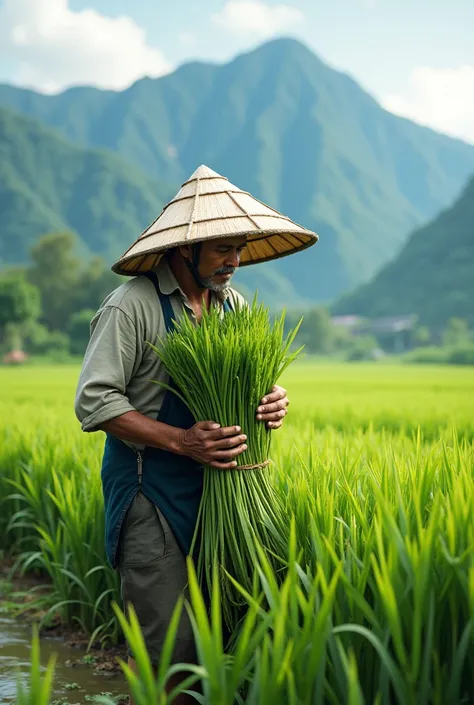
(188, 236, 247, 292)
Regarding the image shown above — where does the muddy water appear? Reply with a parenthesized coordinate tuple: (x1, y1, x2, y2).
(0, 617, 127, 704)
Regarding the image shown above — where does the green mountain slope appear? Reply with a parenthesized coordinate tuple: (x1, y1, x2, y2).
(1, 38, 474, 301)
(0, 107, 172, 266)
(332, 176, 474, 328)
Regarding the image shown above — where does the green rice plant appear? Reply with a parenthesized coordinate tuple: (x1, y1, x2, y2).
(14, 625, 56, 705)
(149, 299, 303, 629)
(183, 558, 267, 704)
(96, 600, 203, 705)
(1, 430, 121, 646)
(2, 363, 474, 703)
(0, 417, 103, 553)
(9, 435, 474, 704)
(95, 550, 363, 705)
(273, 432, 474, 704)
(235, 525, 352, 705)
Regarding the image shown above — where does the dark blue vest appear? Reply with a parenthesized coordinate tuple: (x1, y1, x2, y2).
(100, 272, 233, 568)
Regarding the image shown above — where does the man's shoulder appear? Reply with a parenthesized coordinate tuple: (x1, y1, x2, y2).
(100, 275, 156, 313)
(91, 276, 161, 332)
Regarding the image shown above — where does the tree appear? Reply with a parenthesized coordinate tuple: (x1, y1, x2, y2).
(346, 335, 379, 361)
(67, 309, 95, 355)
(0, 273, 41, 349)
(27, 231, 82, 332)
(283, 307, 337, 355)
(72, 256, 122, 314)
(300, 308, 335, 354)
(443, 317, 470, 347)
(21, 319, 70, 356)
(26, 233, 122, 333)
(332, 324, 352, 352)
(413, 325, 432, 347)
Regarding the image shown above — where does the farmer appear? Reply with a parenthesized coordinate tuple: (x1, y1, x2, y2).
(74, 165, 317, 703)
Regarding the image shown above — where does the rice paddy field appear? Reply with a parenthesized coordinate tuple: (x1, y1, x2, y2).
(1, 361, 474, 704)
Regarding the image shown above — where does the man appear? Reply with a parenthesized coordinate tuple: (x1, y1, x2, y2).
(74, 165, 317, 703)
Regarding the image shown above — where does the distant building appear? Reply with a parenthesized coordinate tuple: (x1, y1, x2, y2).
(331, 314, 417, 353)
(360, 315, 417, 334)
(3, 350, 28, 365)
(331, 315, 363, 329)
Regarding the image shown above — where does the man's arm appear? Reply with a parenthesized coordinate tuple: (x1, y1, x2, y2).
(99, 411, 183, 453)
(75, 304, 247, 469)
(99, 412, 248, 469)
(74, 305, 141, 432)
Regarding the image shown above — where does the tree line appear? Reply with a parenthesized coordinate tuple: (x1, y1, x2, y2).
(1, 231, 473, 364)
(1, 232, 120, 360)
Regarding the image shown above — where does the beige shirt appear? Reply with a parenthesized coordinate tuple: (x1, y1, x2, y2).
(74, 259, 245, 447)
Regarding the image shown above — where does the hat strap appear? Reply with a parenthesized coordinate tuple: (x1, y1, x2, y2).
(184, 242, 206, 289)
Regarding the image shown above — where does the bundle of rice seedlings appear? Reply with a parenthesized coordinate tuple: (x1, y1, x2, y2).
(149, 298, 302, 629)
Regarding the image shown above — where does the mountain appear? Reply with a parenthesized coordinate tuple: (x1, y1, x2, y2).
(0, 106, 172, 266)
(0, 105, 302, 306)
(332, 176, 474, 328)
(1, 38, 474, 301)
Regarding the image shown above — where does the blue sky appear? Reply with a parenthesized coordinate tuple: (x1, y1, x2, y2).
(0, 0, 472, 142)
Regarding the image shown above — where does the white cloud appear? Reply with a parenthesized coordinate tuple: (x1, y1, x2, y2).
(383, 65, 474, 145)
(212, 1, 304, 38)
(0, 0, 171, 93)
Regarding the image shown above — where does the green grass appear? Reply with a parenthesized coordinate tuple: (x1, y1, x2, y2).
(284, 360, 474, 439)
(1, 362, 473, 703)
(2, 361, 473, 432)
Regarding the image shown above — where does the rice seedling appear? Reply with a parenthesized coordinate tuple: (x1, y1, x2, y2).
(149, 299, 303, 629)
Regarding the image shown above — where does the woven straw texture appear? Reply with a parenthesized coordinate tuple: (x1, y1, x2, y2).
(112, 165, 318, 275)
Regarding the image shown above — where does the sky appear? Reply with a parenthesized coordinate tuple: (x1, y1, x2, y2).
(0, 0, 473, 143)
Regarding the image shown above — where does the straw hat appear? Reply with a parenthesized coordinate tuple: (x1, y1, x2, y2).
(111, 165, 318, 275)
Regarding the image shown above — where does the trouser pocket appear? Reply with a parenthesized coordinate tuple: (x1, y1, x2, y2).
(118, 491, 168, 567)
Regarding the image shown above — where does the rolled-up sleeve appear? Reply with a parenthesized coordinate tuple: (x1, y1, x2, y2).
(74, 305, 139, 432)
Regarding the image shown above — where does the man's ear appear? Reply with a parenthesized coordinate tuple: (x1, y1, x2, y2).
(179, 244, 191, 260)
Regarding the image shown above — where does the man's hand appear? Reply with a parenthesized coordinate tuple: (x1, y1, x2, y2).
(178, 421, 248, 469)
(256, 385, 289, 430)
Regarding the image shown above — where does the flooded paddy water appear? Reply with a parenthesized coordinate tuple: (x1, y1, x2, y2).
(0, 573, 128, 705)
(0, 616, 128, 704)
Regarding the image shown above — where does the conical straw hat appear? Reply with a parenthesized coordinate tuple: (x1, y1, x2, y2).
(111, 165, 318, 275)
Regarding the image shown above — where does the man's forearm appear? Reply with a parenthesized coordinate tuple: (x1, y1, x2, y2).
(99, 411, 184, 454)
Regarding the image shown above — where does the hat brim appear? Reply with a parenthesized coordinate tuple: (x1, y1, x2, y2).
(111, 227, 318, 276)
(111, 165, 319, 276)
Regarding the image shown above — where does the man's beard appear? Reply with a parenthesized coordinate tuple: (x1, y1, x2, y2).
(201, 266, 235, 293)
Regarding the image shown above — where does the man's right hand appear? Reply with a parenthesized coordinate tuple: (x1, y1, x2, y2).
(177, 421, 247, 469)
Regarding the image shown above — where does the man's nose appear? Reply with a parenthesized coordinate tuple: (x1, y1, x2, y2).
(226, 249, 241, 267)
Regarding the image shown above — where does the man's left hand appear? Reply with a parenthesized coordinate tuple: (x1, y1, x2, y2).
(256, 385, 289, 430)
